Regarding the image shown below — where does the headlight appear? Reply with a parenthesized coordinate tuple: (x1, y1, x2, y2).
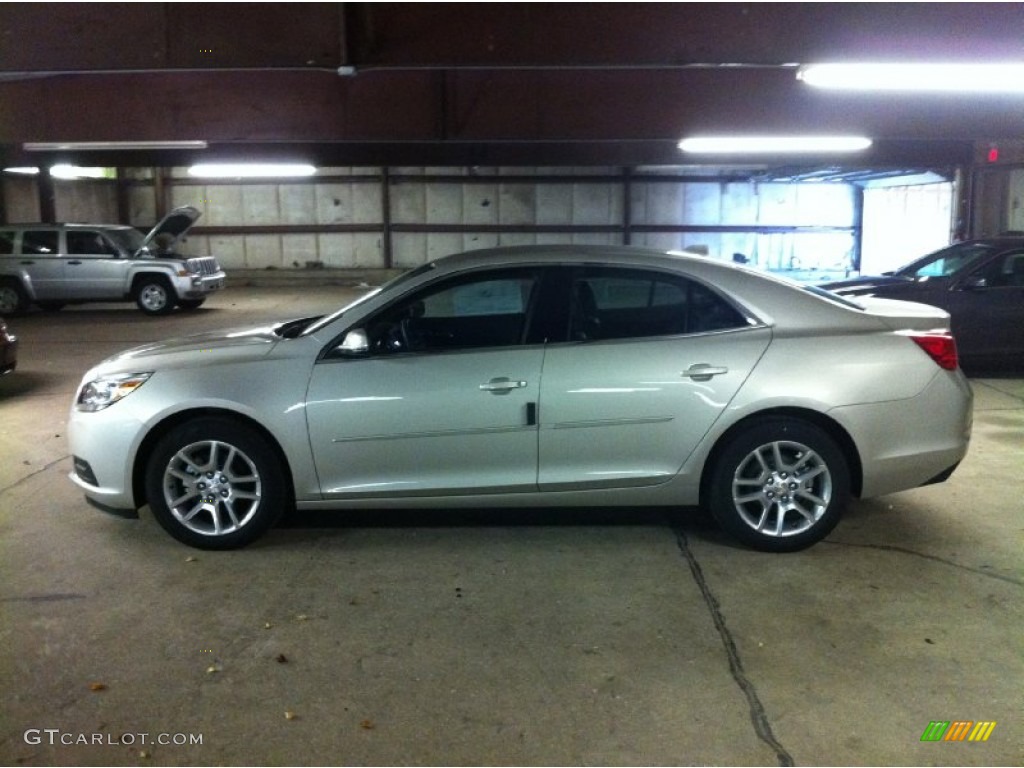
(76, 372, 153, 412)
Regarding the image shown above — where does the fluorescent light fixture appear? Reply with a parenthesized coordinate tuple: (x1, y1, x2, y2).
(188, 163, 317, 178)
(24, 140, 209, 151)
(679, 136, 872, 154)
(50, 165, 112, 179)
(3, 167, 40, 175)
(798, 63, 1024, 93)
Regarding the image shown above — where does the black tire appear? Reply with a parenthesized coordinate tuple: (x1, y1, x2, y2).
(177, 298, 206, 310)
(36, 301, 65, 312)
(0, 279, 30, 316)
(707, 417, 850, 552)
(134, 275, 176, 315)
(144, 418, 289, 549)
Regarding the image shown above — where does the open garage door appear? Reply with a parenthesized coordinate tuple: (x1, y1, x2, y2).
(860, 178, 954, 275)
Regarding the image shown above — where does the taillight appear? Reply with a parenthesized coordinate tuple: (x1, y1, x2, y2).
(909, 332, 959, 370)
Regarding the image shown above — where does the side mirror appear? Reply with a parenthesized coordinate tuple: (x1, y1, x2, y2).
(336, 328, 370, 355)
(960, 276, 987, 290)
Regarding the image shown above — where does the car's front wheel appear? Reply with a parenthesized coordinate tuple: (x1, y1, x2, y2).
(708, 417, 850, 552)
(134, 276, 176, 315)
(145, 418, 288, 549)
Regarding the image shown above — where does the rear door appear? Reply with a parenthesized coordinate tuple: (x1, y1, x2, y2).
(18, 229, 64, 299)
(537, 266, 771, 490)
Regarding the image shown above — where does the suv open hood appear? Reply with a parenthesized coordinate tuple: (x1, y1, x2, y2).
(137, 206, 201, 255)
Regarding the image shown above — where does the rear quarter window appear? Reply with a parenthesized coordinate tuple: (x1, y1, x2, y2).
(22, 231, 59, 255)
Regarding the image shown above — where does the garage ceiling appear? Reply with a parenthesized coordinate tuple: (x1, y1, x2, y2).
(1, 2, 1022, 171)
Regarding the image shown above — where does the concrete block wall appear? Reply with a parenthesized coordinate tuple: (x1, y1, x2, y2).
(157, 167, 385, 270)
(631, 179, 856, 272)
(6, 166, 861, 275)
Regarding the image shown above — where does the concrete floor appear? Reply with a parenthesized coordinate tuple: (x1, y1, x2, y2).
(1, 287, 1021, 766)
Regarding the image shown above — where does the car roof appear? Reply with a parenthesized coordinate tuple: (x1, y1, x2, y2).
(428, 246, 733, 276)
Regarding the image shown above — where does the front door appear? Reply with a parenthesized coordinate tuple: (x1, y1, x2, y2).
(948, 248, 1024, 361)
(306, 267, 546, 499)
(63, 230, 126, 299)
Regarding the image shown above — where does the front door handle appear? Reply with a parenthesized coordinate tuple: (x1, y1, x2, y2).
(681, 364, 729, 381)
(67, 260, 82, 265)
(480, 377, 528, 394)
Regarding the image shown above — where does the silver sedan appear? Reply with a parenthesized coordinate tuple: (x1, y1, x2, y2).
(68, 246, 972, 552)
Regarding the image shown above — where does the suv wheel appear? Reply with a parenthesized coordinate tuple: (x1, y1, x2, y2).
(134, 276, 176, 315)
(145, 418, 288, 549)
(708, 417, 850, 552)
(0, 280, 30, 315)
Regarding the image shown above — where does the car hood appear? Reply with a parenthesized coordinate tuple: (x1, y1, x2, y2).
(137, 206, 201, 254)
(88, 323, 281, 375)
(820, 275, 913, 295)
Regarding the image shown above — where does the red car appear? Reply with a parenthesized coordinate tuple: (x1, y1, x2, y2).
(0, 317, 17, 375)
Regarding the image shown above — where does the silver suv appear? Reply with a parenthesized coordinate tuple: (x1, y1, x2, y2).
(0, 206, 226, 315)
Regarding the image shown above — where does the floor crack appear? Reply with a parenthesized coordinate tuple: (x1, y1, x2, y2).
(823, 540, 1022, 586)
(674, 528, 795, 767)
(0, 454, 71, 496)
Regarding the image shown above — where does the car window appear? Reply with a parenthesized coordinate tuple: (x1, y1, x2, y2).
(967, 249, 1024, 288)
(569, 268, 748, 341)
(22, 230, 59, 255)
(362, 268, 540, 354)
(0, 231, 14, 255)
(104, 228, 145, 254)
(898, 242, 996, 278)
(67, 231, 119, 256)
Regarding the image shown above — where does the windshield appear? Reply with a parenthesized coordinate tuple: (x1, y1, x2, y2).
(105, 228, 147, 255)
(894, 242, 996, 279)
(301, 262, 436, 337)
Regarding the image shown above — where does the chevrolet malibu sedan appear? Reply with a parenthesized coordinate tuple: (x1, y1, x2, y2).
(68, 246, 972, 552)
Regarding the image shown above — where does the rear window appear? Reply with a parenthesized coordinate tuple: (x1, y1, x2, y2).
(805, 284, 865, 310)
(22, 230, 59, 255)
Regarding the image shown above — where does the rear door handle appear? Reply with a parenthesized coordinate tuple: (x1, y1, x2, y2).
(681, 364, 729, 381)
(480, 377, 528, 394)
(67, 260, 82, 265)
(20, 260, 34, 265)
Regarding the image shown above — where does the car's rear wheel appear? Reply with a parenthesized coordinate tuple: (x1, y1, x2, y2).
(0, 280, 30, 315)
(134, 276, 176, 315)
(708, 417, 849, 552)
(177, 298, 206, 310)
(145, 418, 288, 549)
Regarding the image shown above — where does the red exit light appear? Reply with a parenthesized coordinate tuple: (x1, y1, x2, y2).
(987, 146, 1000, 163)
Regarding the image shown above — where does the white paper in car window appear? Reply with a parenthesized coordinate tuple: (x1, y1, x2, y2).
(452, 280, 524, 316)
